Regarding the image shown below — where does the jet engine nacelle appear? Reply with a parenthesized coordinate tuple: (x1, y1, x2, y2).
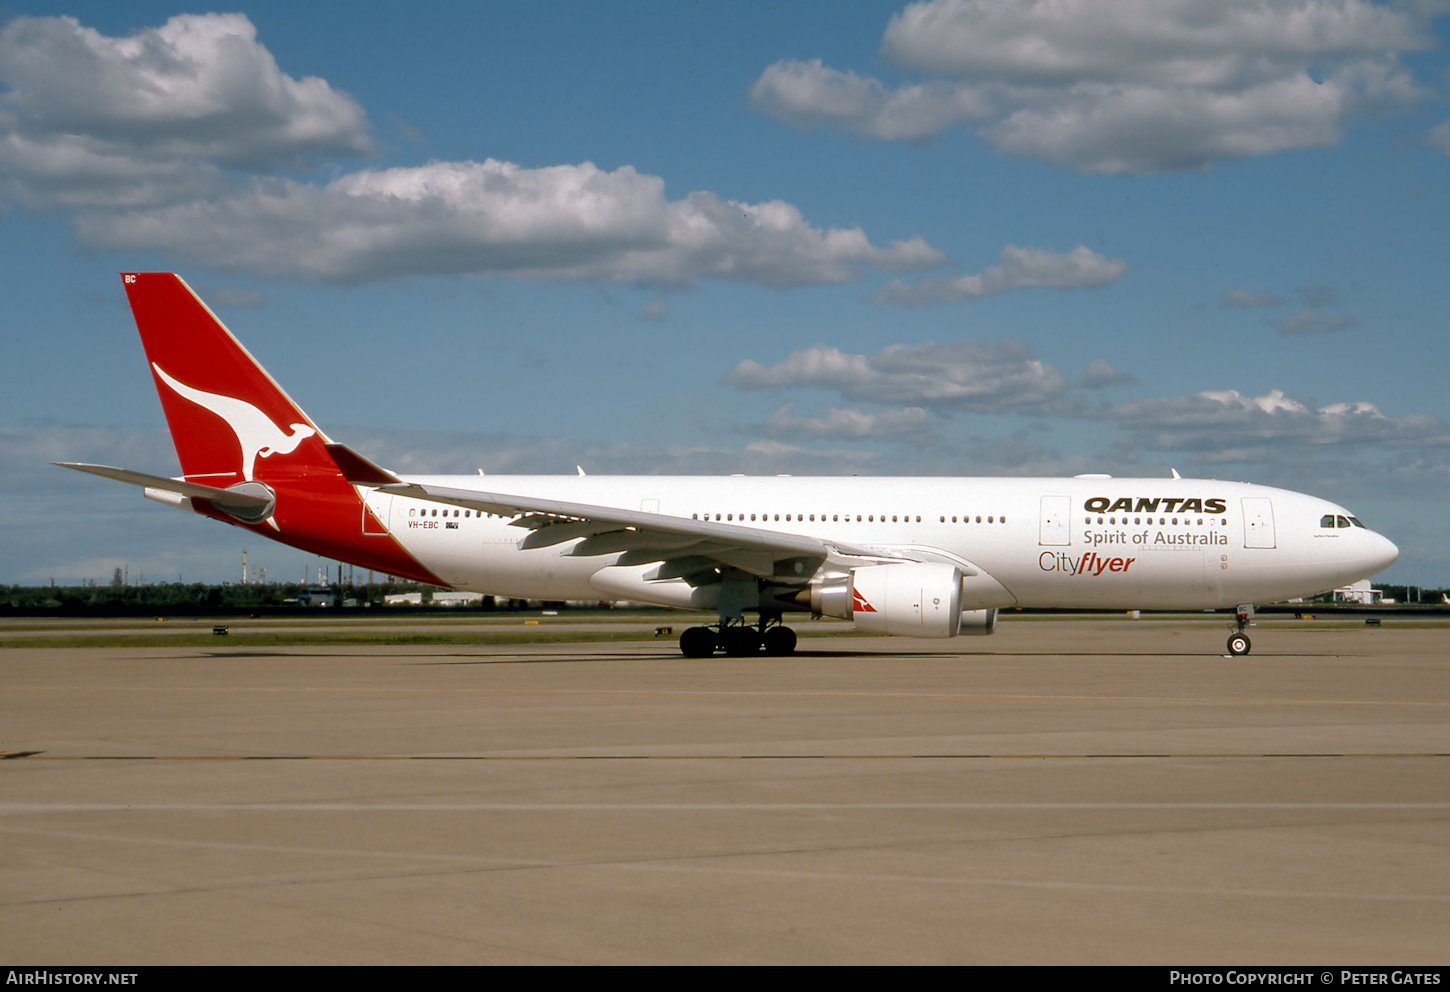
(812, 562, 964, 638)
(143, 480, 276, 523)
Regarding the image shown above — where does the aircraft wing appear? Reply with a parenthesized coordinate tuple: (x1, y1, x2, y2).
(376, 479, 923, 581)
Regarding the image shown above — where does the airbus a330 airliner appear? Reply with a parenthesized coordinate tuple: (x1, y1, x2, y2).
(59, 273, 1399, 657)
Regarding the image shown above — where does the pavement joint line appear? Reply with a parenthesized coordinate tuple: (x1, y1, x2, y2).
(3, 686, 1446, 705)
(9, 752, 1450, 760)
(0, 824, 1443, 907)
(1, 801, 1447, 811)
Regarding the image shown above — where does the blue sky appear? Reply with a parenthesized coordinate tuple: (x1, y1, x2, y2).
(3, 1, 1450, 589)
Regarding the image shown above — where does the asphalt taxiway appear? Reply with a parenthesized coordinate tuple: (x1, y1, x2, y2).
(1, 618, 1446, 964)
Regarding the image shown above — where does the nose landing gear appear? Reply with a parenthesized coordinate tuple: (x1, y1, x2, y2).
(1227, 604, 1254, 656)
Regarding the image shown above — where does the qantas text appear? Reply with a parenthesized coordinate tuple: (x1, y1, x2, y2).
(1085, 497, 1226, 514)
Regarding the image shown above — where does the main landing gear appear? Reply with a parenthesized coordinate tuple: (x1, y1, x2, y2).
(679, 618, 798, 657)
(1227, 604, 1254, 656)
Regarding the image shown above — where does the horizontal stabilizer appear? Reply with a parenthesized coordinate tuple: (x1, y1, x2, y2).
(52, 464, 274, 522)
(54, 462, 272, 505)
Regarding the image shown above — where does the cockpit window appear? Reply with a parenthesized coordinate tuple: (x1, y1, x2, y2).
(1321, 515, 1336, 528)
(1349, 516, 1366, 528)
(1336, 515, 1351, 528)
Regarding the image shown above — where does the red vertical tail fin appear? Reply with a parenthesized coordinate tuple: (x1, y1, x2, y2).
(119, 272, 441, 585)
(121, 272, 335, 486)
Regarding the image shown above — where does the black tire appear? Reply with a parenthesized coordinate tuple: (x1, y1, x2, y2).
(1227, 633, 1251, 656)
(679, 626, 717, 658)
(721, 627, 763, 656)
(762, 626, 797, 655)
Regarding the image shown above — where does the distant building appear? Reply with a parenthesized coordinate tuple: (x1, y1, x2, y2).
(433, 591, 485, 606)
(382, 591, 486, 607)
(298, 586, 336, 607)
(1333, 579, 1383, 605)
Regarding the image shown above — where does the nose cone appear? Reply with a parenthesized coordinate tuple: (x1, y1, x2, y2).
(1365, 532, 1399, 576)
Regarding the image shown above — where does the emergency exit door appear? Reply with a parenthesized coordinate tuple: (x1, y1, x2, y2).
(1242, 497, 1276, 548)
(1040, 495, 1071, 546)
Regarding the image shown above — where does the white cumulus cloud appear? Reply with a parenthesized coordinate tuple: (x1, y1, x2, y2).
(74, 159, 948, 286)
(880, 0, 1427, 83)
(1222, 288, 1286, 307)
(1428, 118, 1450, 153)
(872, 244, 1126, 305)
(0, 13, 948, 289)
(1276, 310, 1359, 334)
(1100, 388, 1450, 454)
(755, 402, 936, 443)
(723, 339, 1075, 413)
(0, 14, 371, 208)
(1080, 360, 1136, 388)
(751, 0, 1435, 173)
(749, 58, 992, 140)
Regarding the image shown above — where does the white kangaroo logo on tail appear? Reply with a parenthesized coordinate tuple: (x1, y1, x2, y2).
(152, 364, 317, 481)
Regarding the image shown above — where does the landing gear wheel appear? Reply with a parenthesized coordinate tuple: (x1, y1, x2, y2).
(679, 626, 717, 658)
(762, 626, 797, 656)
(1227, 633, 1251, 656)
(721, 626, 763, 656)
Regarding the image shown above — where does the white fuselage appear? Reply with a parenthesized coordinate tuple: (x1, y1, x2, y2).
(369, 475, 1398, 611)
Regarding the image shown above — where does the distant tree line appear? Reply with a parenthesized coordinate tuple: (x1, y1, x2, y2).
(1, 581, 482, 616)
